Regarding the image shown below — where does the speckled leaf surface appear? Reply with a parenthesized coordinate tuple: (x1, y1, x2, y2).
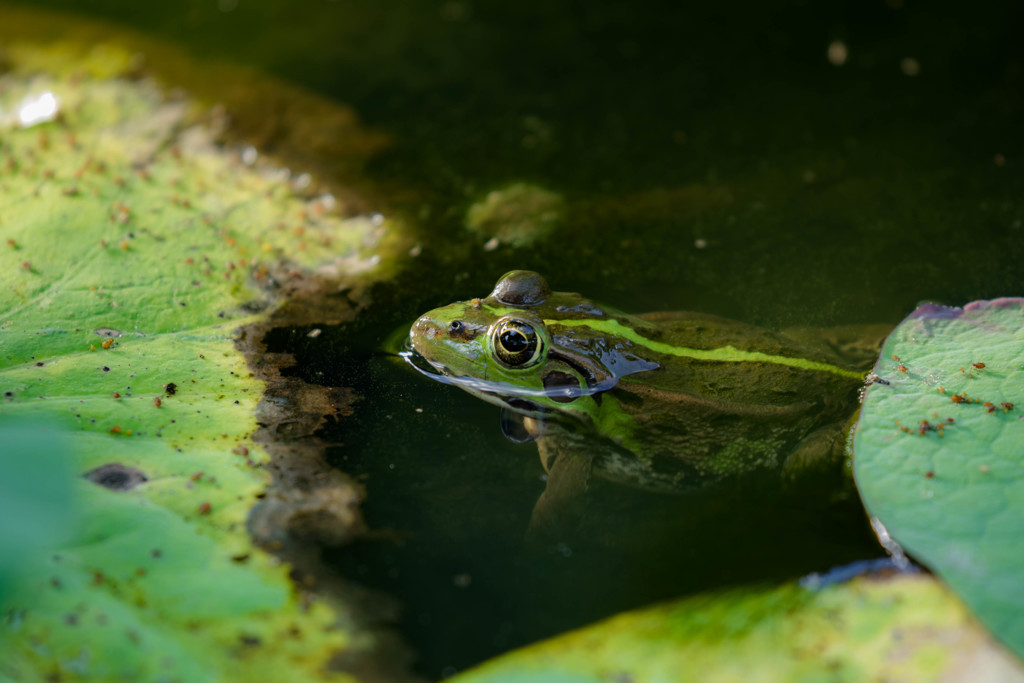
(854, 299, 1024, 660)
(0, 40, 389, 681)
(452, 574, 1023, 683)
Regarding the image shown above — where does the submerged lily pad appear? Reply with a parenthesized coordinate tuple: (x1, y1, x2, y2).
(854, 298, 1024, 659)
(465, 182, 564, 249)
(0, 35, 393, 681)
(452, 573, 1023, 682)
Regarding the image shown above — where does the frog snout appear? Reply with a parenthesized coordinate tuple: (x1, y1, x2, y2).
(410, 315, 442, 351)
(412, 315, 441, 338)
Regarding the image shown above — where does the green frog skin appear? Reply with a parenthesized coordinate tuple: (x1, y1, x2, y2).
(407, 270, 886, 531)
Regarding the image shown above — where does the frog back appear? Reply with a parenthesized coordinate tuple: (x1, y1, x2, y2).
(580, 311, 866, 490)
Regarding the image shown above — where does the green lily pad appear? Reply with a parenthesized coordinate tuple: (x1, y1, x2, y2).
(0, 37, 392, 681)
(451, 574, 1023, 683)
(854, 298, 1024, 659)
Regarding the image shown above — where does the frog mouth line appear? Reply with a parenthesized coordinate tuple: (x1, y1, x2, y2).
(399, 347, 543, 398)
(399, 348, 541, 417)
(400, 346, 607, 412)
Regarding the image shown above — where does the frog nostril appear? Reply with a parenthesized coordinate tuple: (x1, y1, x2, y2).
(447, 320, 479, 341)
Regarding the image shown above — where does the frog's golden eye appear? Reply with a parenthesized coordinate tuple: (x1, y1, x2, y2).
(492, 319, 541, 367)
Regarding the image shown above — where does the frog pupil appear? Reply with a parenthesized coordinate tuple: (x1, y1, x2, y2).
(500, 330, 528, 353)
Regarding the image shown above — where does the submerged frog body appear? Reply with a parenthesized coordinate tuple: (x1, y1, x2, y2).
(407, 271, 885, 531)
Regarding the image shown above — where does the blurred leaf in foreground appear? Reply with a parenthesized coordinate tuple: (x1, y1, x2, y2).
(452, 573, 1024, 683)
(0, 420, 75, 608)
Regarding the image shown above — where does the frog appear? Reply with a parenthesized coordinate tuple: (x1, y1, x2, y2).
(406, 270, 889, 534)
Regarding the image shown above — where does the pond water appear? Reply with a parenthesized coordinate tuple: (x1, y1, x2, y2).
(13, 0, 1024, 678)
(266, 291, 882, 678)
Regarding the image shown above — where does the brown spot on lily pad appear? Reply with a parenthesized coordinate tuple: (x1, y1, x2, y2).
(85, 463, 149, 491)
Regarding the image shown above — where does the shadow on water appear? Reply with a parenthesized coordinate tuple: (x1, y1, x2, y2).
(264, 279, 882, 681)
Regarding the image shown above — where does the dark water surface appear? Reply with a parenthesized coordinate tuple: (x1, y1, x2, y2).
(266, 298, 881, 678)
(12, 0, 1024, 678)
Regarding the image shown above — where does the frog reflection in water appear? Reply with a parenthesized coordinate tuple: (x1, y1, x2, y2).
(407, 271, 888, 534)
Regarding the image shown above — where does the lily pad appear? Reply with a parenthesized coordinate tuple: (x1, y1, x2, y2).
(854, 298, 1024, 658)
(0, 36, 392, 681)
(451, 573, 1023, 683)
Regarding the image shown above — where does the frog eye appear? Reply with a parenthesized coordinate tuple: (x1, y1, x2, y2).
(492, 319, 541, 367)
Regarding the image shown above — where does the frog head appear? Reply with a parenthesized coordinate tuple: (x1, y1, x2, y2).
(408, 270, 658, 418)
